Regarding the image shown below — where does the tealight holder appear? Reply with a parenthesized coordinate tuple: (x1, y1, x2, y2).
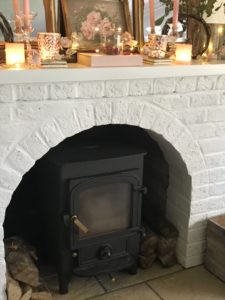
(175, 43, 192, 63)
(5, 42, 25, 67)
(37, 32, 61, 61)
(143, 34, 168, 60)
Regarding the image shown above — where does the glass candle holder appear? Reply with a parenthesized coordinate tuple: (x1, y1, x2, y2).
(37, 32, 61, 60)
(5, 42, 25, 67)
(206, 24, 225, 60)
(143, 34, 168, 59)
(175, 43, 192, 63)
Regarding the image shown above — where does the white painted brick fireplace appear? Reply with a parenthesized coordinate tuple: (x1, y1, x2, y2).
(1, 63, 225, 298)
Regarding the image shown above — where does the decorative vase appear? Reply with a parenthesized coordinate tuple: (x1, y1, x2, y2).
(206, 24, 225, 60)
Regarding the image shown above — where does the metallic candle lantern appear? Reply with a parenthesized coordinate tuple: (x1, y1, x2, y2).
(203, 4, 225, 60)
(5, 42, 25, 67)
(37, 32, 61, 60)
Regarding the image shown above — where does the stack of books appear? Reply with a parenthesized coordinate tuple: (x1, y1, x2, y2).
(143, 57, 172, 65)
(0, 42, 5, 64)
(40, 59, 68, 68)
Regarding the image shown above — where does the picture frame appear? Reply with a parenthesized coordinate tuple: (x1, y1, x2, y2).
(132, 0, 144, 47)
(61, 0, 132, 50)
(43, 0, 57, 32)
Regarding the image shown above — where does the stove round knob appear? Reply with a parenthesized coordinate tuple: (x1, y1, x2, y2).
(72, 252, 78, 258)
(99, 245, 112, 260)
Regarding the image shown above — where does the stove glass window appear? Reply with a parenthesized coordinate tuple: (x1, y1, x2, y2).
(78, 182, 131, 238)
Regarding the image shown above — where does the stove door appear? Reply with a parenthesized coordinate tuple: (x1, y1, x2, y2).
(70, 174, 141, 249)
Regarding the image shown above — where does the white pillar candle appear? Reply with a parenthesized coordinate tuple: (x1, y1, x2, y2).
(175, 43, 192, 63)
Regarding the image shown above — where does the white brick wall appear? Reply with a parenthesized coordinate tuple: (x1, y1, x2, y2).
(1, 74, 225, 298)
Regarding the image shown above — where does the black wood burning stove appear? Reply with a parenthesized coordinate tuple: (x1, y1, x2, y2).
(37, 138, 146, 294)
(5, 133, 146, 294)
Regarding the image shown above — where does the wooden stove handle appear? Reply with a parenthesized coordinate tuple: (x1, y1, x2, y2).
(71, 215, 89, 234)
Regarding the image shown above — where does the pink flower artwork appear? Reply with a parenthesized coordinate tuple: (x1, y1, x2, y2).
(86, 11, 102, 26)
(70, 1, 127, 49)
(99, 17, 113, 37)
(80, 20, 96, 40)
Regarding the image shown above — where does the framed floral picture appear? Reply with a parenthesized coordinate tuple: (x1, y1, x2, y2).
(61, 0, 132, 50)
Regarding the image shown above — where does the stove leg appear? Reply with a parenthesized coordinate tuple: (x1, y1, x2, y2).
(57, 251, 72, 294)
(59, 277, 69, 294)
(129, 262, 138, 275)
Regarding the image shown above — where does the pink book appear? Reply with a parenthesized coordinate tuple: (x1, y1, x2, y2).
(78, 53, 143, 67)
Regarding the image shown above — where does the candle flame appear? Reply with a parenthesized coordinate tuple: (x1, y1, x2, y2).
(218, 26, 223, 35)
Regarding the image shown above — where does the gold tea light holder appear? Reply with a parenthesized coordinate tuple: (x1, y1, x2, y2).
(143, 33, 169, 62)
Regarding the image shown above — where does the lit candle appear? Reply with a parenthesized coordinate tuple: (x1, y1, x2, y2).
(117, 27, 122, 47)
(175, 43, 192, 63)
(23, 0, 30, 15)
(13, 0, 20, 16)
(149, 0, 155, 34)
(218, 26, 223, 35)
(5, 43, 25, 66)
(172, 0, 179, 32)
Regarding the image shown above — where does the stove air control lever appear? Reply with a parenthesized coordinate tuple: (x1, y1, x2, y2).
(71, 215, 89, 234)
(99, 244, 112, 260)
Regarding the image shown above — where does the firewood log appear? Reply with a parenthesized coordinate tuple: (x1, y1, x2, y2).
(157, 236, 177, 267)
(31, 291, 52, 300)
(20, 284, 32, 300)
(140, 231, 158, 256)
(6, 275, 22, 300)
(31, 282, 52, 300)
(6, 250, 40, 287)
(139, 230, 158, 269)
(5, 237, 40, 287)
(139, 254, 157, 269)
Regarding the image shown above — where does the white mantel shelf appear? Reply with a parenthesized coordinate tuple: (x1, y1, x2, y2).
(0, 60, 225, 84)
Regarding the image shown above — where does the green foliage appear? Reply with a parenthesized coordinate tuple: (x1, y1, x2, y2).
(156, 0, 222, 25)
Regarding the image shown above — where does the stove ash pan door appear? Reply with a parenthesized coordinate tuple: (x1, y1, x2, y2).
(69, 175, 143, 274)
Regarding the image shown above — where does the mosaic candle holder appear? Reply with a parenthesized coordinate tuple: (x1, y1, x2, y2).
(37, 32, 61, 60)
(143, 34, 168, 59)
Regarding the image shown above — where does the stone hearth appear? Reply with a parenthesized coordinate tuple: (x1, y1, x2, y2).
(1, 63, 225, 299)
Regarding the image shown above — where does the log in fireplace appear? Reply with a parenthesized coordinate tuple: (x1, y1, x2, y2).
(4, 126, 148, 294)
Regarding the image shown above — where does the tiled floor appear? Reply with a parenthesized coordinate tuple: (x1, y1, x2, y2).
(41, 262, 225, 300)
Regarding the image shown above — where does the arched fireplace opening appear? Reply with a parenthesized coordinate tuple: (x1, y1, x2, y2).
(3, 124, 174, 293)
